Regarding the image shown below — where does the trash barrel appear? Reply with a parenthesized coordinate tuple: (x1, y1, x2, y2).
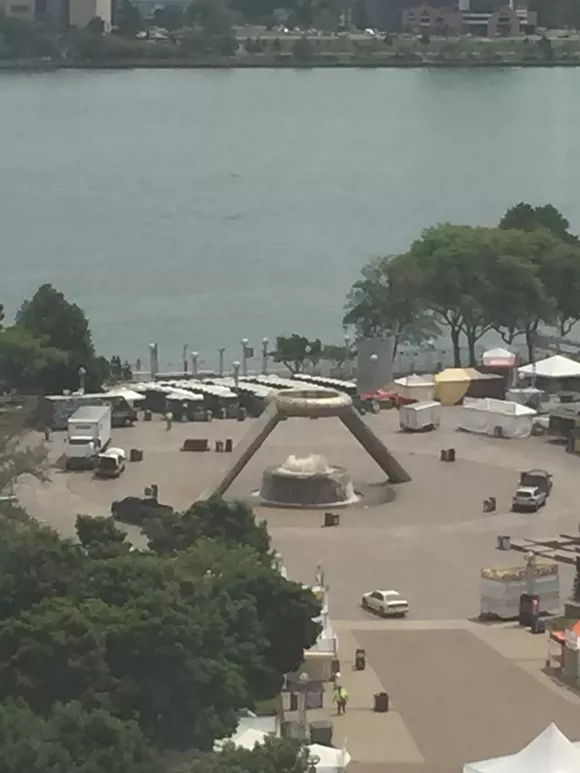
(215, 440, 224, 452)
(324, 512, 340, 527)
(355, 648, 366, 671)
(150, 483, 158, 500)
(440, 449, 448, 462)
(237, 407, 247, 422)
(143, 409, 152, 422)
(225, 438, 233, 452)
(448, 448, 456, 462)
(219, 407, 227, 420)
(373, 692, 390, 713)
(206, 410, 213, 422)
(309, 720, 333, 747)
(497, 535, 511, 551)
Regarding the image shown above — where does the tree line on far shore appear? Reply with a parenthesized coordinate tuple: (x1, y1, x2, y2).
(342, 203, 580, 367)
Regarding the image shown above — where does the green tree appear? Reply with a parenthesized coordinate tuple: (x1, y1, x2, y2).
(0, 326, 64, 393)
(271, 334, 322, 374)
(499, 202, 579, 245)
(0, 699, 158, 773)
(144, 497, 271, 558)
(113, 0, 143, 34)
(178, 736, 310, 773)
(0, 407, 49, 506)
(86, 15, 105, 33)
(75, 514, 132, 559)
(186, 0, 233, 34)
(343, 254, 439, 358)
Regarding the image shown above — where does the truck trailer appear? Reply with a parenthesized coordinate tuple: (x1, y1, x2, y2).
(66, 405, 112, 470)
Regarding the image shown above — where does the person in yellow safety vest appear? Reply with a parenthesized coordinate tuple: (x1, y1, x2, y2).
(333, 685, 349, 715)
(165, 411, 173, 430)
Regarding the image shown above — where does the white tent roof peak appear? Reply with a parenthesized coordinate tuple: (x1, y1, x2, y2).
(484, 347, 513, 358)
(518, 354, 580, 379)
(394, 374, 435, 387)
(464, 723, 580, 773)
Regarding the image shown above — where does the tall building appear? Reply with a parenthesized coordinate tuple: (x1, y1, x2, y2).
(68, 0, 112, 27)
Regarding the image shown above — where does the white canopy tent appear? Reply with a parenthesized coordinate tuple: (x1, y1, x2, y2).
(518, 355, 580, 380)
(464, 723, 580, 773)
(483, 347, 516, 368)
(458, 397, 536, 439)
(308, 743, 351, 772)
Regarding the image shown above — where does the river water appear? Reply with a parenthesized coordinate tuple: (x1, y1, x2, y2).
(1, 67, 580, 372)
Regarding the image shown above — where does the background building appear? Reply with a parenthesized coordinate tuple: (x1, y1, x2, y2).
(68, 0, 112, 28)
(0, 0, 35, 20)
(402, 0, 537, 36)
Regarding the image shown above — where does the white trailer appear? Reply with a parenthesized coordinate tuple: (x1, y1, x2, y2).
(480, 562, 559, 619)
(66, 405, 112, 470)
(399, 401, 441, 432)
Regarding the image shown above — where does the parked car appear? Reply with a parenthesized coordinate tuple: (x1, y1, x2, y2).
(512, 486, 547, 512)
(361, 589, 409, 617)
(111, 496, 173, 526)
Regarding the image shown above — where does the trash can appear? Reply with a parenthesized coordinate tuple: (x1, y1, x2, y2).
(237, 407, 247, 422)
(309, 720, 333, 746)
(324, 512, 340, 527)
(143, 409, 152, 422)
(373, 692, 390, 713)
(440, 449, 448, 462)
(497, 535, 511, 551)
(215, 440, 224, 452)
(150, 484, 158, 500)
(448, 448, 456, 462)
(355, 648, 366, 671)
(206, 410, 213, 422)
(225, 438, 233, 452)
(219, 407, 227, 420)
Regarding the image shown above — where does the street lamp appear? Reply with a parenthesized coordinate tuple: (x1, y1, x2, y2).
(241, 338, 249, 377)
(149, 342, 159, 379)
(232, 360, 240, 388)
(262, 337, 269, 376)
(218, 347, 225, 378)
(78, 366, 87, 394)
(191, 351, 199, 378)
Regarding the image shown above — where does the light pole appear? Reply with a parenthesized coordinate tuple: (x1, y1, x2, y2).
(241, 338, 249, 377)
(344, 334, 352, 378)
(262, 337, 269, 376)
(149, 342, 159, 379)
(218, 347, 225, 378)
(183, 344, 188, 374)
(232, 360, 240, 388)
(191, 351, 199, 377)
(78, 366, 87, 394)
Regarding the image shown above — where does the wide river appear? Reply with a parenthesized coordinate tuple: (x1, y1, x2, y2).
(2, 67, 580, 371)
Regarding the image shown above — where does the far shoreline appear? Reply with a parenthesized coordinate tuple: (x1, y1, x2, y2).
(2, 57, 580, 71)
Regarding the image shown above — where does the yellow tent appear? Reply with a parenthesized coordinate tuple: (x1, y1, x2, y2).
(435, 368, 503, 405)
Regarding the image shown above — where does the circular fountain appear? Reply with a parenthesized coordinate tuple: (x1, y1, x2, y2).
(260, 454, 358, 508)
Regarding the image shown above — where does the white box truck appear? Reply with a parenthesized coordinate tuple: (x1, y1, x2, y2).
(66, 405, 112, 470)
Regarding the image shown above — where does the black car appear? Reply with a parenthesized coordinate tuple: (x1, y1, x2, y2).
(111, 496, 174, 526)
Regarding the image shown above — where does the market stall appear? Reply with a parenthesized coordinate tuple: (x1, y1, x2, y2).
(435, 368, 504, 406)
(393, 374, 435, 403)
(458, 397, 536, 439)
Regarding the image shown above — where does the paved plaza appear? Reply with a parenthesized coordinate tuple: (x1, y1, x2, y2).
(16, 405, 580, 771)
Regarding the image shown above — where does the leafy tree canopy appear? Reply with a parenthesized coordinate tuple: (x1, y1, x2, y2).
(271, 334, 322, 373)
(177, 736, 310, 773)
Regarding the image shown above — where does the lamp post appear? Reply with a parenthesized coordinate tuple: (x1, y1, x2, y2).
(262, 337, 269, 376)
(241, 338, 249, 377)
(297, 672, 310, 739)
(370, 353, 378, 391)
(183, 344, 188, 374)
(78, 366, 87, 394)
(191, 351, 199, 378)
(218, 347, 225, 378)
(344, 334, 352, 378)
(149, 342, 159, 379)
(233, 360, 240, 388)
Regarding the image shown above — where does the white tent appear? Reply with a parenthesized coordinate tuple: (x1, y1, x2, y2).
(464, 723, 580, 773)
(214, 728, 269, 751)
(105, 388, 146, 402)
(393, 374, 435, 402)
(483, 347, 516, 368)
(458, 397, 536, 439)
(308, 743, 351, 772)
(518, 355, 580, 379)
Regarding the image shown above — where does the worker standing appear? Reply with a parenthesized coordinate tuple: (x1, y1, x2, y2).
(165, 411, 173, 431)
(333, 684, 349, 716)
